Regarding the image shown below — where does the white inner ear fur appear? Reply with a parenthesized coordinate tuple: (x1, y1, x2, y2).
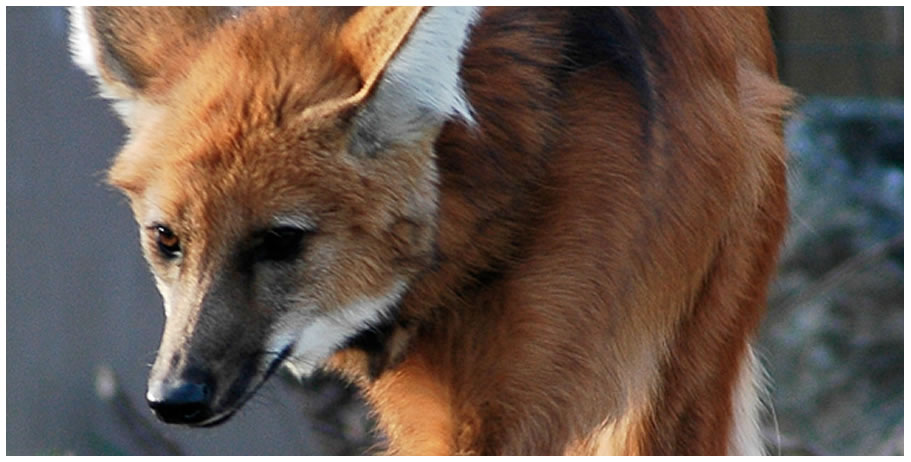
(351, 6, 481, 155)
(68, 7, 137, 121)
(68, 7, 100, 81)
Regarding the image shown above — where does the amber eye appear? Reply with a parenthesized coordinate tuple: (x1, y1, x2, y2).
(154, 225, 181, 258)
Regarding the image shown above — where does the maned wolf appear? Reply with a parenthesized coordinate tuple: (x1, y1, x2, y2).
(70, 6, 792, 455)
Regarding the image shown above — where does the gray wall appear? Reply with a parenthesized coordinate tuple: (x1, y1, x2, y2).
(7, 7, 322, 455)
(770, 6, 903, 98)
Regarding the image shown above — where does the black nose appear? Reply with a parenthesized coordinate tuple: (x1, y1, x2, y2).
(147, 377, 213, 425)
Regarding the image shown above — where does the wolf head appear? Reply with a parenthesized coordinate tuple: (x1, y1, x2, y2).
(70, 6, 478, 426)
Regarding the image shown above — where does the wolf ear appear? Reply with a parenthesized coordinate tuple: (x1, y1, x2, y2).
(336, 6, 480, 156)
(69, 6, 230, 120)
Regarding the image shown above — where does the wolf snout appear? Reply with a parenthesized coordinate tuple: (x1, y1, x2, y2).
(146, 374, 214, 425)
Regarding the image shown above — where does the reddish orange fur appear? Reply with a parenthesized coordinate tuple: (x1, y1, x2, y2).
(74, 6, 792, 455)
(346, 8, 793, 454)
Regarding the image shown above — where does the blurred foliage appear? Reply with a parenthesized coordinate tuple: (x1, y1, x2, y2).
(281, 371, 380, 455)
(759, 98, 903, 455)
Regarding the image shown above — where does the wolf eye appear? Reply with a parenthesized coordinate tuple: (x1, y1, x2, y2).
(253, 226, 308, 263)
(154, 225, 181, 258)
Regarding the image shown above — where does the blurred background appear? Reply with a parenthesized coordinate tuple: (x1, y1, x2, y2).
(6, 7, 903, 455)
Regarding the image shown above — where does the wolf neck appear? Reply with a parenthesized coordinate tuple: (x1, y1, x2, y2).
(403, 7, 571, 319)
(329, 8, 575, 384)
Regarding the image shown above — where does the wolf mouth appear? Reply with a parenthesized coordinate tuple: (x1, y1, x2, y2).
(195, 344, 294, 428)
